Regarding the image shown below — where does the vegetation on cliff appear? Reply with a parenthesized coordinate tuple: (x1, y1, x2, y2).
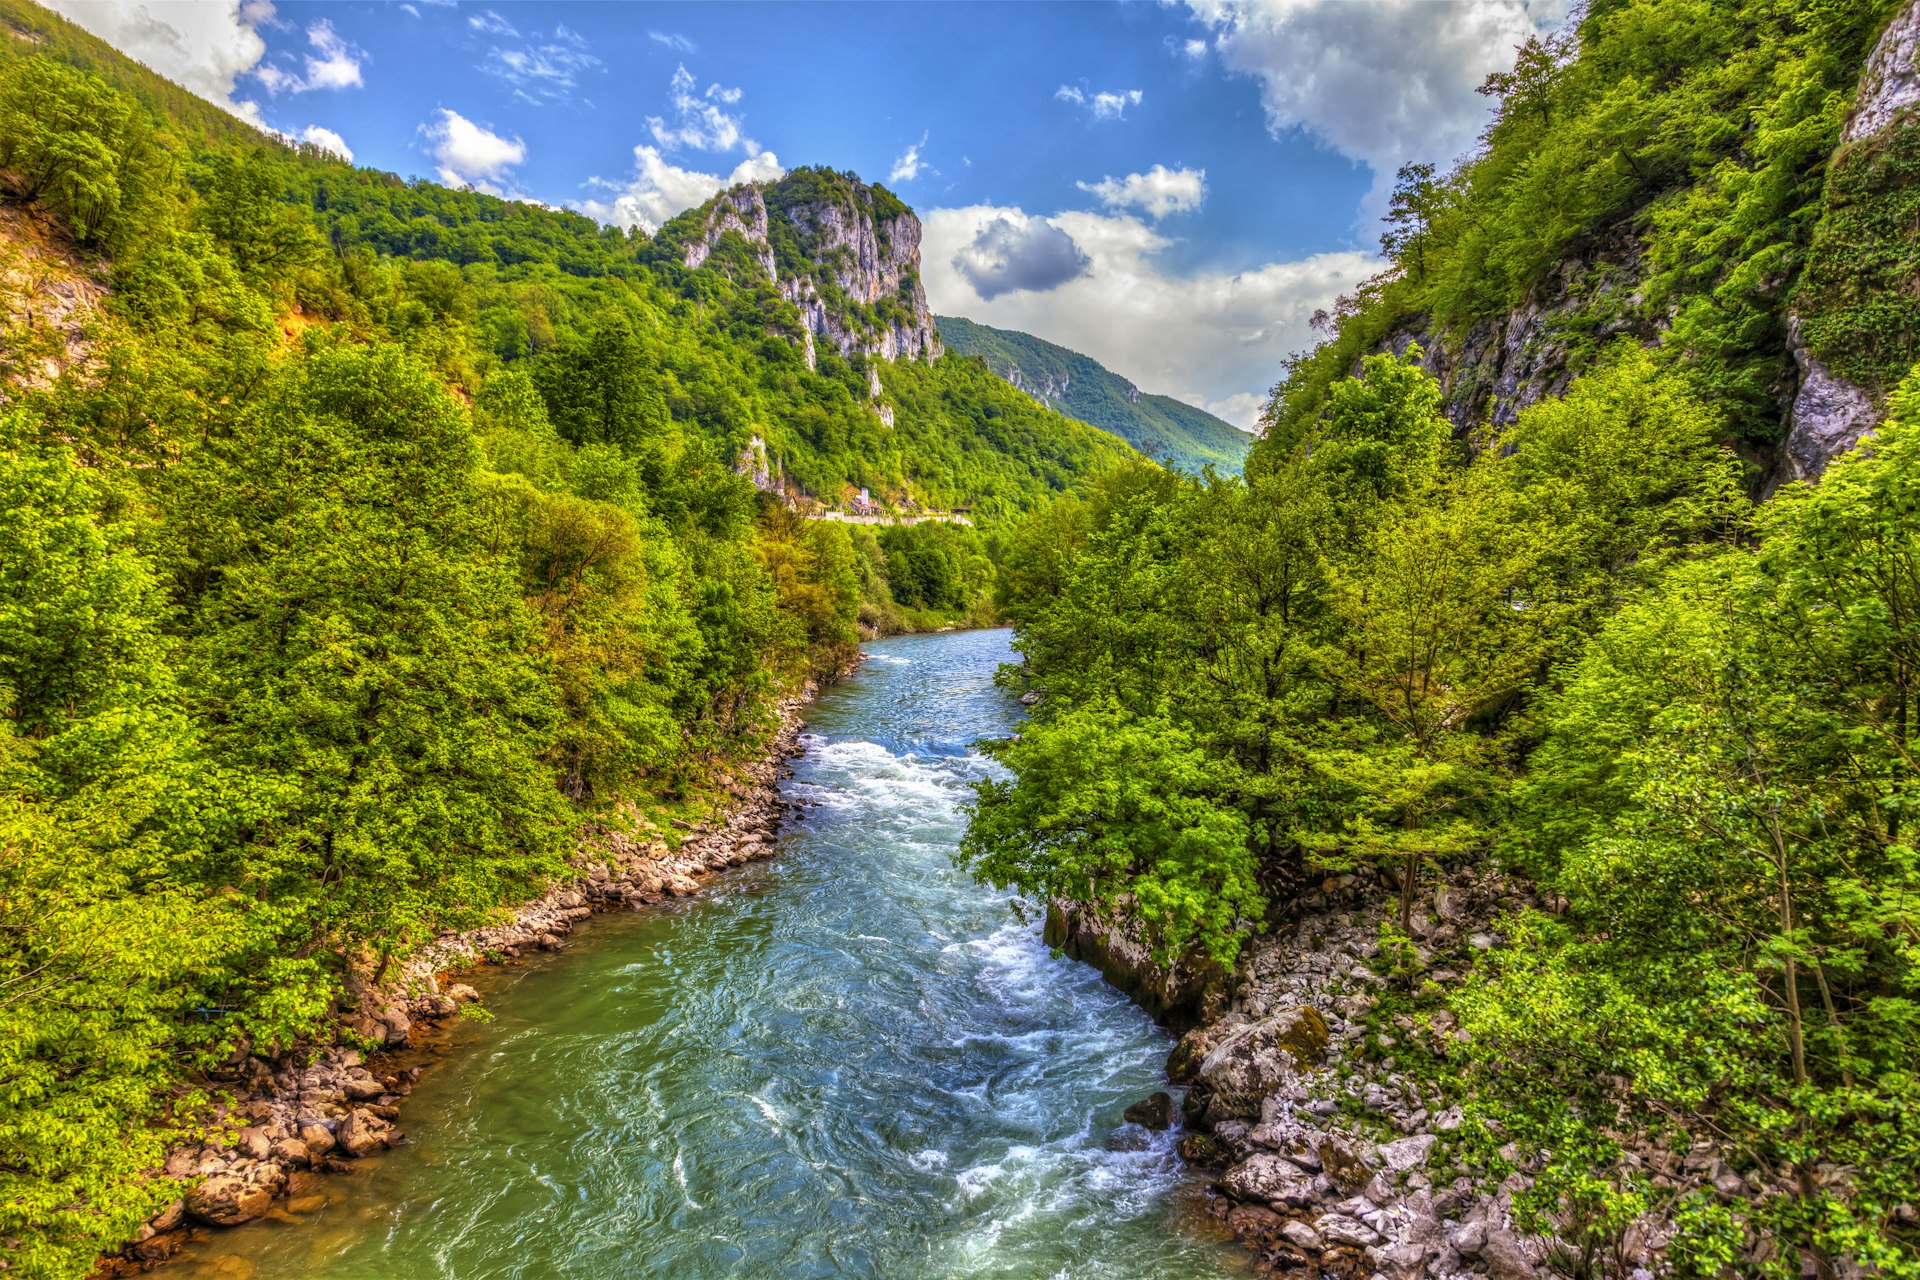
(966, 0, 1920, 1270)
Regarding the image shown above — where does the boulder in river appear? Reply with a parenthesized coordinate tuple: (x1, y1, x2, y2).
(186, 1162, 286, 1227)
(335, 1109, 392, 1158)
(1123, 1091, 1174, 1130)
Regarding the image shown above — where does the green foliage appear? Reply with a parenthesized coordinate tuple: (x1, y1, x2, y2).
(1797, 114, 1920, 394)
(962, 699, 1263, 966)
(935, 315, 1253, 475)
(1268, 0, 1898, 451)
(963, 340, 1918, 1265)
(0, 31, 1144, 1276)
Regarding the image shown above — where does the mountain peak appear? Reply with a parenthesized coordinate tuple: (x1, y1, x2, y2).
(660, 167, 941, 366)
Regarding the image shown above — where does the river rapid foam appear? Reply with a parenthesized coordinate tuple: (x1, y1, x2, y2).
(173, 629, 1245, 1280)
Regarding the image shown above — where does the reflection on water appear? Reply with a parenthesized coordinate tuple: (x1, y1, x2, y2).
(173, 629, 1246, 1280)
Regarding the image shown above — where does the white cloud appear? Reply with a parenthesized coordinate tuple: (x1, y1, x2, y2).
(649, 31, 695, 53)
(44, 0, 274, 123)
(1183, 0, 1571, 213)
(299, 124, 352, 161)
(577, 147, 785, 234)
(421, 108, 526, 193)
(890, 134, 928, 184)
(925, 202, 1378, 429)
(481, 26, 601, 102)
(1184, 38, 1208, 58)
(299, 20, 363, 90)
(253, 19, 365, 95)
(468, 9, 516, 36)
(1055, 84, 1144, 120)
(1077, 164, 1207, 219)
(648, 64, 759, 154)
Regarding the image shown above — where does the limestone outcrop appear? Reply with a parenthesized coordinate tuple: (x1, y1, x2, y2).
(672, 169, 941, 366)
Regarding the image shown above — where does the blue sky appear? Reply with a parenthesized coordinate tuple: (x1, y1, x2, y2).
(50, 0, 1567, 426)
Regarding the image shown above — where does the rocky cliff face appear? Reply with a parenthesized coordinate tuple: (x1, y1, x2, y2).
(1390, 231, 1648, 435)
(1384, 0, 1918, 487)
(675, 169, 941, 365)
(1779, 0, 1920, 482)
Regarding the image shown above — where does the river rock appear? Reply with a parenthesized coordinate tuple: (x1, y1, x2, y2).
(1167, 1017, 1244, 1085)
(1176, 1132, 1235, 1168)
(1222, 1153, 1317, 1207)
(1187, 1007, 1329, 1121)
(271, 1138, 312, 1167)
(297, 1121, 336, 1154)
(148, 1199, 186, 1232)
(1280, 1218, 1325, 1252)
(1315, 1212, 1383, 1248)
(1376, 1133, 1436, 1173)
(186, 1163, 286, 1227)
(1123, 1091, 1174, 1130)
(1319, 1136, 1374, 1194)
(342, 1071, 384, 1101)
(335, 1110, 391, 1158)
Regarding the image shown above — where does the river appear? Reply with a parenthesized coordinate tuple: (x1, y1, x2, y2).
(173, 629, 1245, 1280)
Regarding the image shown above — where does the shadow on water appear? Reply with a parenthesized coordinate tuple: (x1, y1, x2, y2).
(171, 629, 1248, 1280)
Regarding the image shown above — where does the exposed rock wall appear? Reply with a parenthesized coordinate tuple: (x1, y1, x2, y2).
(677, 176, 941, 366)
(681, 187, 777, 279)
(1387, 232, 1649, 435)
(1380, 0, 1919, 486)
(1845, 0, 1920, 144)
(1780, 0, 1920, 481)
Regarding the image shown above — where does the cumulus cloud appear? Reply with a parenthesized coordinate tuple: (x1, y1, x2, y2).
(45, 0, 274, 123)
(949, 214, 1093, 301)
(1183, 0, 1571, 210)
(421, 109, 525, 193)
(890, 134, 928, 184)
(1077, 164, 1206, 219)
(1183, 38, 1208, 58)
(299, 124, 352, 161)
(925, 203, 1377, 428)
(575, 63, 779, 233)
(1055, 84, 1145, 120)
(577, 147, 785, 234)
(253, 19, 365, 95)
(480, 24, 601, 102)
(649, 64, 758, 153)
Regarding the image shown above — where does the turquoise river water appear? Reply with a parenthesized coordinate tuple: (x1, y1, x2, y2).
(173, 628, 1246, 1280)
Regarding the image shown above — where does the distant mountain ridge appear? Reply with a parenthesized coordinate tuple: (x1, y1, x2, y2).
(936, 315, 1253, 475)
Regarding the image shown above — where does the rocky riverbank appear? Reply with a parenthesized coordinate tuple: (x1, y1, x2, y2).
(1085, 869, 1783, 1280)
(105, 693, 816, 1273)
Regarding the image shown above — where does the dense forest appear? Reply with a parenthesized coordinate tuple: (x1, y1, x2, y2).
(936, 314, 1255, 475)
(964, 0, 1920, 1272)
(0, 2, 1141, 1272)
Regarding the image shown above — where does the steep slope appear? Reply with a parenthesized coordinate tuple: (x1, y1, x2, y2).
(936, 315, 1253, 475)
(627, 170, 1140, 514)
(1268, 0, 1907, 489)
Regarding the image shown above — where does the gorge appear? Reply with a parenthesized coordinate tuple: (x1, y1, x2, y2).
(3, 1, 1919, 1278)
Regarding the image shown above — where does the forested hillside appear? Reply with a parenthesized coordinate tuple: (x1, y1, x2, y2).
(0, 2, 1140, 1271)
(966, 0, 1920, 1272)
(936, 315, 1253, 474)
